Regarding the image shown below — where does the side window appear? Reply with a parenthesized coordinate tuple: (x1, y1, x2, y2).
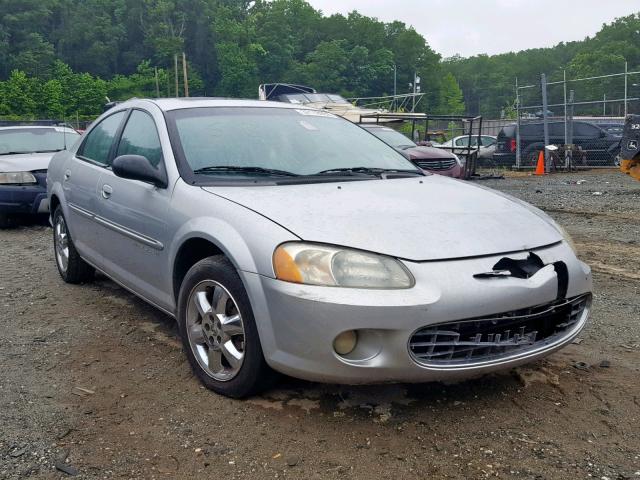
(116, 110, 163, 167)
(79, 111, 126, 165)
(549, 123, 565, 137)
(481, 136, 496, 146)
(574, 123, 600, 137)
(523, 123, 544, 137)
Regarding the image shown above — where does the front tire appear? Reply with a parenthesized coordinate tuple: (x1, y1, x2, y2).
(177, 256, 275, 398)
(52, 206, 94, 284)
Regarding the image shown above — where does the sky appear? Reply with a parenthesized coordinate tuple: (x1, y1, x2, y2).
(306, 0, 639, 58)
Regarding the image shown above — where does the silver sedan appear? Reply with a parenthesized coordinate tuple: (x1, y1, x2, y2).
(47, 99, 592, 398)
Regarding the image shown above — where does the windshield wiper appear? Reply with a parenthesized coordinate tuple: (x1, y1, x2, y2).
(313, 167, 423, 177)
(0, 151, 32, 156)
(193, 166, 299, 177)
(33, 149, 64, 153)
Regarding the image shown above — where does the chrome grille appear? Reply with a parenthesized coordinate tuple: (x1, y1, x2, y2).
(414, 158, 457, 171)
(409, 294, 590, 366)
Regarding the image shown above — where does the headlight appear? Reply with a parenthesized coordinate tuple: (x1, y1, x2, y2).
(0, 172, 37, 184)
(453, 154, 464, 166)
(273, 242, 414, 289)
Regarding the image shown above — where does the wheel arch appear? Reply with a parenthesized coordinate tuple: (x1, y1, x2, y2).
(172, 236, 226, 302)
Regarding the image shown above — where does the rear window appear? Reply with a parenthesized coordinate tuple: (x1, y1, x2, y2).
(0, 127, 80, 155)
(499, 125, 516, 138)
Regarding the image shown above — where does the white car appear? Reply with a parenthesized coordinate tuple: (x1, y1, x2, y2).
(440, 135, 497, 159)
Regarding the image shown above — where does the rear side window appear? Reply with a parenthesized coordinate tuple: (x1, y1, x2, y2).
(116, 110, 163, 167)
(79, 111, 126, 165)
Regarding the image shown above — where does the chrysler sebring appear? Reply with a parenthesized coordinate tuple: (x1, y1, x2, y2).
(47, 98, 592, 398)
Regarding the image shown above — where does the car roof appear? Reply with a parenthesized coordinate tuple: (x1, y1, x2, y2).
(116, 97, 318, 112)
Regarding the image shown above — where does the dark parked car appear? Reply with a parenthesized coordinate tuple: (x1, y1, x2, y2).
(0, 126, 80, 227)
(360, 124, 464, 178)
(494, 121, 621, 166)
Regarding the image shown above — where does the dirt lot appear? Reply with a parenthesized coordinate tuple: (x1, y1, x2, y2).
(1, 170, 639, 479)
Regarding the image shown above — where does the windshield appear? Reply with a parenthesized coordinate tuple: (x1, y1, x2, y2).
(168, 107, 418, 177)
(0, 128, 80, 155)
(366, 127, 416, 149)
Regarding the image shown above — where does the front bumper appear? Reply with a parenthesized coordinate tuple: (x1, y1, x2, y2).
(242, 241, 591, 384)
(0, 172, 49, 215)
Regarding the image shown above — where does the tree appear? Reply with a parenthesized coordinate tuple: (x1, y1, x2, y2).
(436, 73, 465, 115)
(2, 70, 37, 116)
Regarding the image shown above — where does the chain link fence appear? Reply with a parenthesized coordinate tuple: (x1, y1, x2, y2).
(501, 65, 640, 169)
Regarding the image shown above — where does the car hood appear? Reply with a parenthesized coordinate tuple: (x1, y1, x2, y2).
(203, 176, 562, 261)
(0, 152, 54, 172)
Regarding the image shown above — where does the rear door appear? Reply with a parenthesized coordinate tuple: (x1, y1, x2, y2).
(64, 110, 127, 264)
(93, 108, 175, 310)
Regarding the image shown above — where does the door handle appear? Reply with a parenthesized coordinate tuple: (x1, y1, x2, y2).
(101, 184, 113, 199)
(63, 170, 71, 181)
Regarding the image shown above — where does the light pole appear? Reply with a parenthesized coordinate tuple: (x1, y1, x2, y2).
(393, 64, 397, 111)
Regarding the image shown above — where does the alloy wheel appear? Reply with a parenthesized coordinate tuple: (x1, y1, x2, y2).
(54, 215, 69, 273)
(186, 280, 246, 381)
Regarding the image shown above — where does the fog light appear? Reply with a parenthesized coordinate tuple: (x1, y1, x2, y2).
(333, 330, 357, 356)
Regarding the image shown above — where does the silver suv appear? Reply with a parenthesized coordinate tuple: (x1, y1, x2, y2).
(47, 98, 592, 398)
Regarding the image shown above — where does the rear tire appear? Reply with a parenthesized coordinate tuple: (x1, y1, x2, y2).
(52, 206, 94, 284)
(177, 255, 276, 398)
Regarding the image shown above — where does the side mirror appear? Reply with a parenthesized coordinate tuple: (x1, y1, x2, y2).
(112, 155, 168, 188)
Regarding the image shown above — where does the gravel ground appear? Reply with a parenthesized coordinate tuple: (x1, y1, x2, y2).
(1, 169, 639, 479)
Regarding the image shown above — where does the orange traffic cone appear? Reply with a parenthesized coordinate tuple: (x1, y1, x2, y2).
(534, 151, 545, 175)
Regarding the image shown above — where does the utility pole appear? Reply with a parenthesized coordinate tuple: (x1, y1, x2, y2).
(603, 94, 606, 116)
(393, 64, 397, 111)
(563, 69, 567, 147)
(174, 54, 179, 97)
(624, 61, 628, 117)
(412, 72, 420, 112)
(515, 77, 521, 169)
(541, 73, 550, 170)
(182, 52, 190, 98)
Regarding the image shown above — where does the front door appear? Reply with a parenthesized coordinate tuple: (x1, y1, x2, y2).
(94, 109, 175, 311)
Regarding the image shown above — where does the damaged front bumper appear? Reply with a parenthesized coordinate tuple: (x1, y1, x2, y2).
(242, 240, 592, 384)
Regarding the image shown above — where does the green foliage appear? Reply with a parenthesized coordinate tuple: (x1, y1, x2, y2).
(0, 1, 638, 120)
(435, 73, 465, 115)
